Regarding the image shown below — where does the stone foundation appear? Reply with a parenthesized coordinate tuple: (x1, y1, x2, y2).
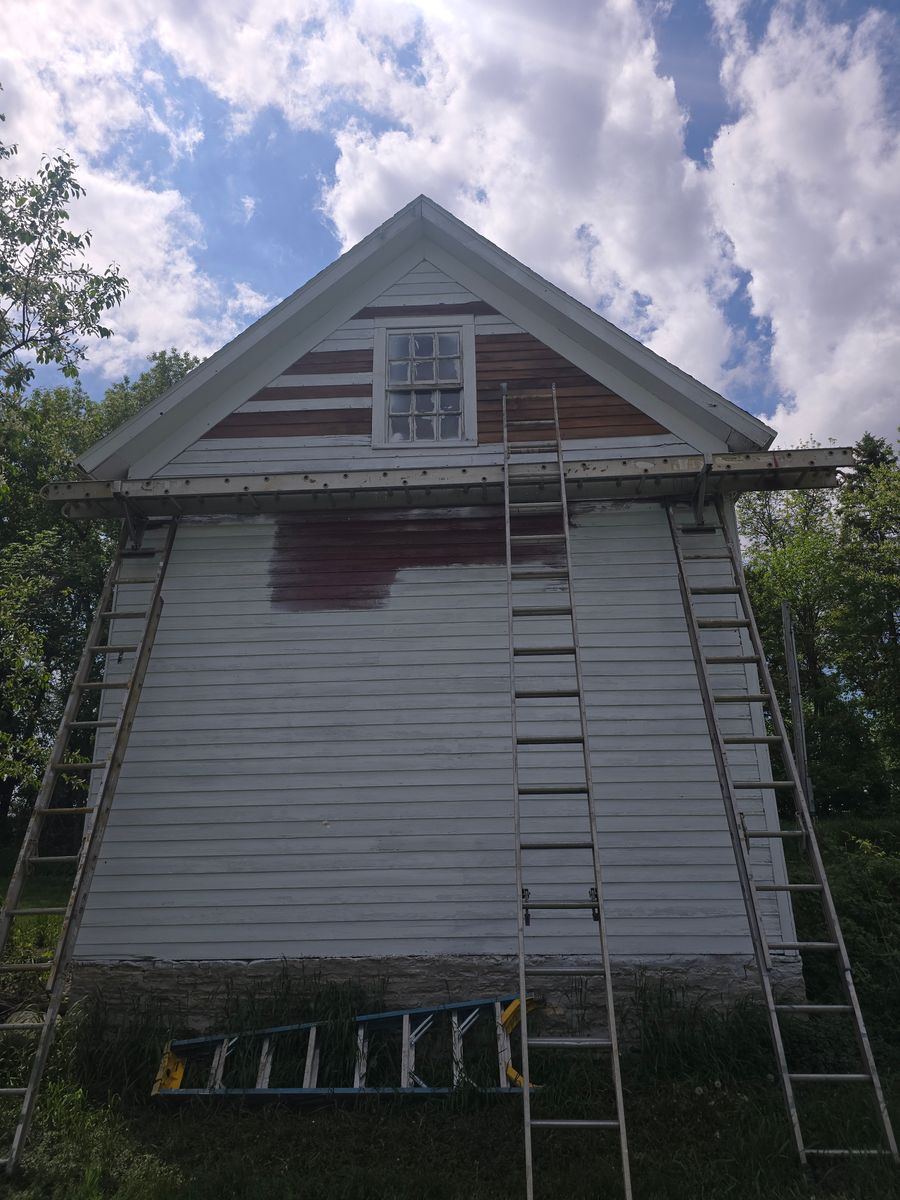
(70, 953, 804, 1032)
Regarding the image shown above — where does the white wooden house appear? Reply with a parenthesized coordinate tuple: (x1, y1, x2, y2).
(45, 197, 851, 1011)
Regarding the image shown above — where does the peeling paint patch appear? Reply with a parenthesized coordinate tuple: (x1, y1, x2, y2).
(270, 506, 563, 612)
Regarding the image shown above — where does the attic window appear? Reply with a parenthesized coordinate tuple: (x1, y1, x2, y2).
(372, 315, 476, 447)
(387, 331, 462, 442)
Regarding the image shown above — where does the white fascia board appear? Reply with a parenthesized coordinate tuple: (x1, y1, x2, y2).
(78, 200, 429, 479)
(419, 201, 775, 452)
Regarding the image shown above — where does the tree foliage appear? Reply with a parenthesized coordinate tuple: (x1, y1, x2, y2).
(0, 104, 128, 392)
(737, 435, 900, 812)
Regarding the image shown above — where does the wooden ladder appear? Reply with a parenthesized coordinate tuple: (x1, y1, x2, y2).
(668, 498, 898, 1164)
(0, 518, 177, 1173)
(501, 384, 632, 1200)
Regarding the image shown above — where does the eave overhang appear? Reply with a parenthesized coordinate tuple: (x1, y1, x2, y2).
(45, 447, 852, 521)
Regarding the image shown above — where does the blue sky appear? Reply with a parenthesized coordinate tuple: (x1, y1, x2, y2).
(3, 0, 899, 446)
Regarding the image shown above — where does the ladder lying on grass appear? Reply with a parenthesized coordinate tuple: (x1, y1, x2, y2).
(501, 384, 632, 1200)
(153, 995, 539, 1097)
(668, 499, 898, 1164)
(0, 519, 177, 1174)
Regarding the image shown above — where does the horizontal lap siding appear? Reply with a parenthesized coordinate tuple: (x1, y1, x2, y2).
(76, 504, 788, 961)
(476, 334, 667, 443)
(158, 262, 688, 478)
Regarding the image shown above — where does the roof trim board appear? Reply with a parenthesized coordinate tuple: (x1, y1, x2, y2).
(78, 197, 775, 480)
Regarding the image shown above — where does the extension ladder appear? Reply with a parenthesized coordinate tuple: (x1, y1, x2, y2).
(153, 994, 540, 1098)
(667, 499, 898, 1164)
(501, 385, 632, 1200)
(0, 519, 177, 1173)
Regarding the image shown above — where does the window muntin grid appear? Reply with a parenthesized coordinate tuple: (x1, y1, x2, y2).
(386, 330, 463, 442)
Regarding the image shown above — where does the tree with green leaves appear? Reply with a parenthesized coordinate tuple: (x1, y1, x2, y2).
(737, 435, 899, 812)
(0, 102, 128, 392)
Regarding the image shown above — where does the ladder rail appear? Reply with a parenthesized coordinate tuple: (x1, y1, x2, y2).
(504, 385, 632, 1200)
(665, 502, 804, 1157)
(0, 533, 126, 957)
(2, 519, 179, 1174)
(550, 387, 633, 1196)
(719, 500, 899, 1161)
(668, 499, 898, 1163)
(501, 385, 536, 1192)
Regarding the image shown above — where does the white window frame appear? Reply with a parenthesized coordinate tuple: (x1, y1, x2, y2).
(371, 314, 477, 448)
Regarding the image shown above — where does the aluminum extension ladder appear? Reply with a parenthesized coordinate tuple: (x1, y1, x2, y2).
(501, 385, 632, 1200)
(667, 498, 898, 1164)
(153, 994, 536, 1098)
(0, 518, 177, 1173)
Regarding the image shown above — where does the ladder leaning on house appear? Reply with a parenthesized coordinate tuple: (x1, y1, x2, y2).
(667, 500, 899, 1164)
(0, 518, 177, 1174)
(501, 384, 633, 1200)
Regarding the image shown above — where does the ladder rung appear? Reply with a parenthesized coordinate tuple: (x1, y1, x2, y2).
(510, 534, 566, 543)
(520, 841, 594, 851)
(507, 420, 555, 428)
(119, 549, 158, 558)
(0, 1088, 28, 1096)
(678, 523, 726, 533)
(714, 693, 770, 703)
(682, 551, 732, 560)
(81, 681, 129, 690)
(512, 606, 572, 617)
(754, 883, 822, 893)
(508, 443, 558, 453)
(515, 689, 580, 699)
(506, 472, 557, 482)
(509, 504, 562, 514)
(29, 855, 79, 864)
(745, 829, 804, 839)
(100, 609, 147, 618)
(705, 655, 760, 664)
(526, 967, 604, 977)
(804, 1149, 894, 1157)
(528, 1037, 611, 1049)
(697, 618, 751, 629)
(513, 647, 575, 657)
(530, 1119, 618, 1129)
(723, 735, 781, 744)
(40, 806, 95, 816)
(516, 735, 583, 745)
(51, 761, 106, 772)
(90, 644, 138, 654)
(66, 719, 117, 729)
(510, 569, 569, 580)
(0, 962, 53, 973)
(6, 907, 68, 916)
(689, 586, 741, 595)
(733, 780, 795, 790)
(0, 1023, 44, 1032)
(774, 1004, 852, 1014)
(524, 901, 596, 911)
(113, 576, 155, 584)
(768, 942, 838, 952)
(788, 1073, 871, 1084)
(518, 786, 587, 796)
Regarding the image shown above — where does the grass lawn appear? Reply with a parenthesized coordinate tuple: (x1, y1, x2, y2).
(0, 815, 898, 1199)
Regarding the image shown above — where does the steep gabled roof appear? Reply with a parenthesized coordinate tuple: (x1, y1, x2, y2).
(79, 196, 775, 479)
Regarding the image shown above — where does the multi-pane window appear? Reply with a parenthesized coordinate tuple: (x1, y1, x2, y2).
(386, 330, 463, 442)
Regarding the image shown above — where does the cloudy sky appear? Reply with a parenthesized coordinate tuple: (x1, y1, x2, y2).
(2, 0, 899, 446)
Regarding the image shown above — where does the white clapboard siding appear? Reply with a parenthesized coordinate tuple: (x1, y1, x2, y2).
(76, 503, 792, 961)
(361, 258, 480, 307)
(156, 433, 693, 477)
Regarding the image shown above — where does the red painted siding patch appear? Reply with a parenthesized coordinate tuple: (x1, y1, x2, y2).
(270, 507, 564, 612)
